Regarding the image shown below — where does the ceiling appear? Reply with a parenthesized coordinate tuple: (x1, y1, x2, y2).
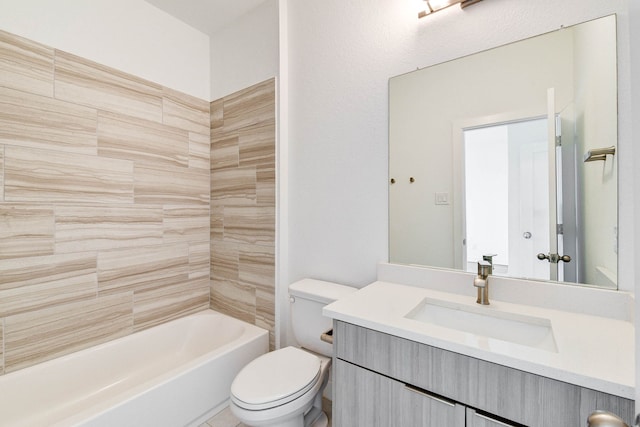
(145, 0, 269, 35)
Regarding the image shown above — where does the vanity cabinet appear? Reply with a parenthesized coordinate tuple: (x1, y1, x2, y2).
(332, 321, 634, 427)
(465, 409, 520, 427)
(334, 358, 466, 426)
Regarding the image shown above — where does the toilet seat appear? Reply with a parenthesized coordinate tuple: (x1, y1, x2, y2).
(231, 347, 322, 411)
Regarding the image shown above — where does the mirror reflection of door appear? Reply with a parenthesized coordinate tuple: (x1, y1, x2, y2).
(463, 117, 559, 281)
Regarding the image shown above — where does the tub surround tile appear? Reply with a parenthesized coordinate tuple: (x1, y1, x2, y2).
(97, 243, 189, 295)
(238, 244, 275, 290)
(0, 30, 213, 378)
(223, 206, 275, 246)
(0, 146, 4, 201)
(221, 79, 276, 133)
(211, 205, 224, 240)
(0, 252, 96, 291)
(238, 123, 275, 167)
(134, 164, 209, 205)
(163, 205, 210, 244)
(239, 244, 275, 348)
(0, 273, 97, 318)
(0, 87, 98, 155)
(4, 146, 134, 204)
(210, 278, 256, 324)
(4, 293, 133, 373)
(189, 132, 211, 170)
(0, 205, 54, 260)
(256, 287, 276, 350)
(211, 167, 256, 205)
(256, 165, 276, 207)
(54, 50, 163, 123)
(211, 135, 240, 171)
(0, 30, 54, 97)
(55, 205, 163, 253)
(189, 242, 210, 279)
(210, 78, 275, 348)
(0, 320, 3, 374)
(162, 87, 210, 135)
(97, 111, 189, 168)
(210, 99, 224, 130)
(211, 241, 239, 280)
(133, 278, 209, 332)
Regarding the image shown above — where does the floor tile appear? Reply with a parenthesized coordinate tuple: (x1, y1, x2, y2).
(206, 406, 241, 427)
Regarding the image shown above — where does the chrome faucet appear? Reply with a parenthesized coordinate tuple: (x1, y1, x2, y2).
(473, 260, 492, 305)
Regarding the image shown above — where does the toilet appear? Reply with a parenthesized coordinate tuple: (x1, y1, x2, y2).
(229, 279, 356, 427)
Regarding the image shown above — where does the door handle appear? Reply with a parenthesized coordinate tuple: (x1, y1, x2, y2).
(537, 253, 571, 263)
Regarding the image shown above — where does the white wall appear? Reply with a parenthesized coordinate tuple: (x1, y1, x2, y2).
(0, 0, 210, 100)
(209, 0, 279, 100)
(573, 17, 618, 286)
(283, 0, 633, 293)
(630, 0, 640, 413)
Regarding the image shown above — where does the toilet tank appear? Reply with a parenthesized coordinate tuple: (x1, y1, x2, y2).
(289, 279, 357, 356)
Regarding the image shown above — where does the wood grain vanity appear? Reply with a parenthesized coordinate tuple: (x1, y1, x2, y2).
(332, 321, 634, 427)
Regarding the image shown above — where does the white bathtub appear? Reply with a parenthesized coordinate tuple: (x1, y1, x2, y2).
(0, 309, 268, 427)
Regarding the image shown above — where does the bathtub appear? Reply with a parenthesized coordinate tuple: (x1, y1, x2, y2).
(0, 309, 268, 427)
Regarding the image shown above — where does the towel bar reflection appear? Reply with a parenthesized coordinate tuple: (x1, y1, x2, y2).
(584, 146, 615, 162)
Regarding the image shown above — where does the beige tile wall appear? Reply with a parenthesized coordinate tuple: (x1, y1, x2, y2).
(0, 30, 211, 375)
(210, 79, 276, 349)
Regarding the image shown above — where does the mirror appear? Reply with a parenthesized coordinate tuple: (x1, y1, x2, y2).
(389, 15, 618, 289)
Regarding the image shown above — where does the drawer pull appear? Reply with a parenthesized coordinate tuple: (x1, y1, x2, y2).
(404, 384, 455, 407)
(475, 413, 518, 427)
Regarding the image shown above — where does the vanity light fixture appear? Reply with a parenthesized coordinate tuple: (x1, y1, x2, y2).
(418, 0, 484, 18)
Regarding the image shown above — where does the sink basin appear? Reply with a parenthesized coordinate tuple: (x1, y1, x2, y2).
(404, 298, 558, 352)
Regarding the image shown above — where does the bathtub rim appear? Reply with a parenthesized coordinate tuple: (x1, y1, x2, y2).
(0, 309, 268, 427)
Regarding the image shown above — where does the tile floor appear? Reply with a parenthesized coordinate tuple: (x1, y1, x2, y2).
(199, 404, 332, 427)
(199, 406, 246, 427)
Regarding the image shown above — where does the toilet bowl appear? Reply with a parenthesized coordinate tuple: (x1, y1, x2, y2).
(229, 279, 356, 427)
(230, 347, 331, 427)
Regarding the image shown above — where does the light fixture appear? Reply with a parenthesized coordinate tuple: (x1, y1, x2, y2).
(418, 0, 484, 18)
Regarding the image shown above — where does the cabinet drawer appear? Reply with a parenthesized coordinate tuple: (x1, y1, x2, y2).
(334, 320, 634, 427)
(333, 358, 465, 427)
(466, 408, 522, 427)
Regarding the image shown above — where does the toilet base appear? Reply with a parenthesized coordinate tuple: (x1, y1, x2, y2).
(230, 405, 328, 427)
(310, 411, 328, 427)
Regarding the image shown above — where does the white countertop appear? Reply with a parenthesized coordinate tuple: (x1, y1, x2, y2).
(324, 280, 634, 399)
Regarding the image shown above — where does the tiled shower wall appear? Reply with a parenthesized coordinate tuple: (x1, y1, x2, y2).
(210, 79, 276, 349)
(0, 31, 211, 375)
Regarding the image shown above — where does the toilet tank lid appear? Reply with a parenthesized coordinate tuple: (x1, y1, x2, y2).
(289, 279, 357, 304)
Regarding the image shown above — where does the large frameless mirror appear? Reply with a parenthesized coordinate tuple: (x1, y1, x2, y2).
(389, 15, 618, 289)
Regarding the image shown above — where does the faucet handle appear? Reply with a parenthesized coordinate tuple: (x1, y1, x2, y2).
(482, 254, 497, 265)
(477, 260, 492, 276)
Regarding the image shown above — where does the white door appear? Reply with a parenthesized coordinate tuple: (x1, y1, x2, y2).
(508, 122, 550, 280)
(463, 117, 551, 280)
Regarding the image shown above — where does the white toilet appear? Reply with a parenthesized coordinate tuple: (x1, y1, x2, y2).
(229, 279, 356, 427)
